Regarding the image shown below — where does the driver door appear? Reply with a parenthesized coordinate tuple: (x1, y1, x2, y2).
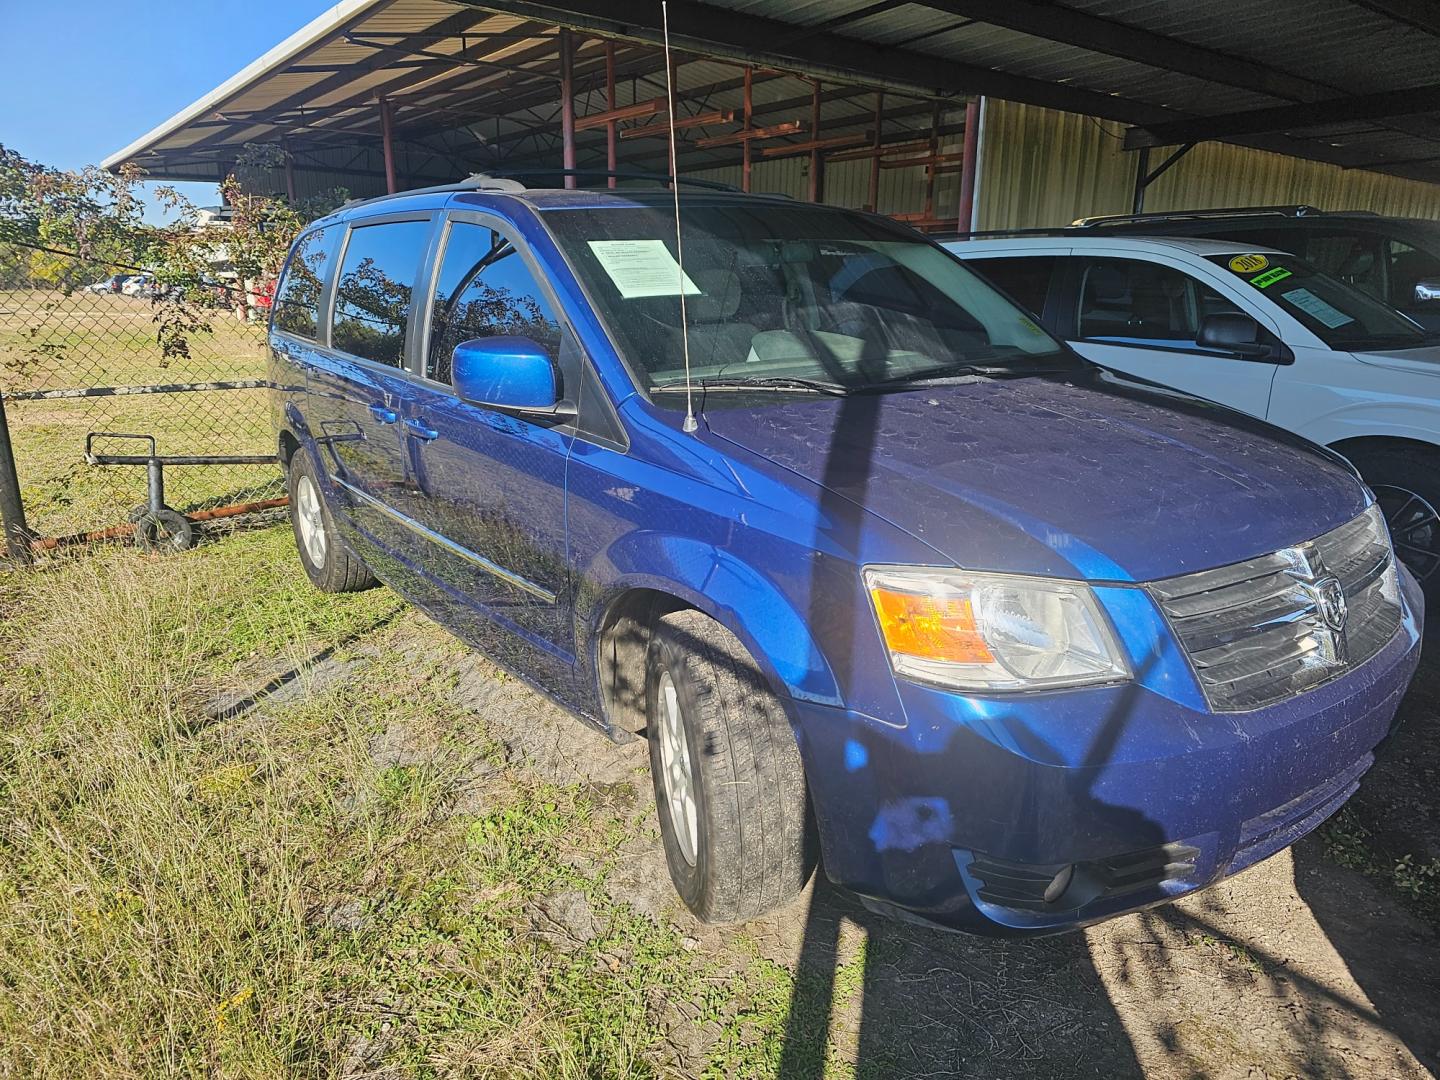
(390, 213, 577, 691)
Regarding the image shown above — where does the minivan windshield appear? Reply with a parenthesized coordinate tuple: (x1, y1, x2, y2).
(543, 198, 1075, 394)
(1205, 252, 1429, 351)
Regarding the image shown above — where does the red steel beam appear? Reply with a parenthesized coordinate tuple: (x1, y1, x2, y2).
(695, 120, 801, 148)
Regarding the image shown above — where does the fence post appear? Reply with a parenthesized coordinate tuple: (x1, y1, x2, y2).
(0, 390, 33, 565)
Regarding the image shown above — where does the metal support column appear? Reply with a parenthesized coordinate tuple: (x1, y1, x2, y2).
(741, 66, 753, 193)
(1132, 142, 1195, 214)
(0, 392, 32, 565)
(957, 98, 981, 232)
(1130, 145, 1151, 214)
(923, 100, 940, 222)
(868, 91, 883, 212)
(379, 97, 398, 194)
(808, 79, 823, 202)
(560, 29, 576, 188)
(283, 145, 297, 203)
(605, 41, 617, 187)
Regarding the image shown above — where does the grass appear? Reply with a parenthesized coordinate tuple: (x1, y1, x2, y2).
(0, 526, 825, 1078)
(0, 288, 279, 538)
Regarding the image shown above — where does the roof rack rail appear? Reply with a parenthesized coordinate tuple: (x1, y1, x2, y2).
(337, 173, 525, 211)
(1070, 204, 1331, 227)
(337, 169, 746, 213)
(938, 226, 1076, 241)
(489, 167, 743, 192)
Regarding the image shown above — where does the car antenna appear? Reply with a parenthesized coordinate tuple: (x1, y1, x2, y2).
(661, 1, 699, 434)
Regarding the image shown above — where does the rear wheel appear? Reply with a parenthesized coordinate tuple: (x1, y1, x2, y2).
(287, 452, 375, 593)
(1350, 445, 1440, 607)
(645, 610, 814, 923)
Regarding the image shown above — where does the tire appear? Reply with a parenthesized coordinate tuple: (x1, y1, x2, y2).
(645, 610, 814, 923)
(287, 451, 376, 593)
(1349, 445, 1440, 609)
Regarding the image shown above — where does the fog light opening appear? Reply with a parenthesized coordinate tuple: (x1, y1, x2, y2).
(1043, 864, 1075, 904)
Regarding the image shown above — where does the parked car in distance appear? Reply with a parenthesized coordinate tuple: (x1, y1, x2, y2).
(85, 274, 129, 294)
(120, 272, 155, 297)
(270, 179, 1422, 935)
(949, 235, 1440, 608)
(1067, 205, 1440, 331)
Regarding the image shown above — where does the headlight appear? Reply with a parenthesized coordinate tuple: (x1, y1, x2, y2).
(864, 566, 1130, 691)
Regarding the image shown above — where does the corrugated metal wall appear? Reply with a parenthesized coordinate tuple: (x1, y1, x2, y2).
(683, 138, 966, 217)
(976, 100, 1440, 231)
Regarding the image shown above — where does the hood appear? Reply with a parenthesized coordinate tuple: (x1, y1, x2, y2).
(1354, 343, 1440, 377)
(699, 375, 1368, 582)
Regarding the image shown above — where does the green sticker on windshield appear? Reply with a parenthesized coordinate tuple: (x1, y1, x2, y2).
(1250, 266, 1293, 289)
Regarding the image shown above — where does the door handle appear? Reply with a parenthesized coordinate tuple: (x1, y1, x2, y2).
(369, 404, 398, 424)
(404, 417, 439, 441)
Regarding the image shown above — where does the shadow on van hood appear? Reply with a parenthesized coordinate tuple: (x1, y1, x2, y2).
(699, 375, 1368, 582)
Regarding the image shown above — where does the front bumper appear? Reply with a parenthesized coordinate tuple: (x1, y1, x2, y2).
(791, 568, 1424, 935)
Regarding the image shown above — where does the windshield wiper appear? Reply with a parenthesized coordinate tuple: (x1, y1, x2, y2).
(652, 376, 850, 395)
(857, 363, 1076, 391)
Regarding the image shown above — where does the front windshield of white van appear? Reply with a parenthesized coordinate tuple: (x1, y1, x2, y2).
(543, 198, 1077, 393)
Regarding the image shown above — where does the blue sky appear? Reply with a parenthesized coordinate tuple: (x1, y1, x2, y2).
(0, 0, 333, 219)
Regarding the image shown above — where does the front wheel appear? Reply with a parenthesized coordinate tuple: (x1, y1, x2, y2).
(645, 610, 814, 923)
(1350, 445, 1440, 609)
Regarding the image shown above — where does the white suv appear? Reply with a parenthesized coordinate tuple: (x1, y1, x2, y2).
(946, 235, 1440, 604)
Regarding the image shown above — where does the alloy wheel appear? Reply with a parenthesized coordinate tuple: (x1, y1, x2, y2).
(1374, 483, 1440, 582)
(656, 671, 699, 866)
(295, 473, 329, 568)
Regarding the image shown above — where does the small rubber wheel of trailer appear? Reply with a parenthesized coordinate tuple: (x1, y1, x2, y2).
(133, 508, 195, 552)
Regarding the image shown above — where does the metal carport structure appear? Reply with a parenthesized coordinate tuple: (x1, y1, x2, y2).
(104, 0, 1440, 230)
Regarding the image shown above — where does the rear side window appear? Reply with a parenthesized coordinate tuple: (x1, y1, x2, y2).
(426, 221, 563, 385)
(331, 219, 432, 368)
(970, 256, 1055, 317)
(274, 225, 338, 339)
(1075, 257, 1240, 345)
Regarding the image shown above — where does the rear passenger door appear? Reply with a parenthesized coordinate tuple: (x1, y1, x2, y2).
(394, 212, 577, 688)
(305, 213, 437, 561)
(1060, 255, 1281, 418)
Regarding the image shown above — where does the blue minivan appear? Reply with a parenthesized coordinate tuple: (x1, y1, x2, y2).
(269, 177, 1423, 934)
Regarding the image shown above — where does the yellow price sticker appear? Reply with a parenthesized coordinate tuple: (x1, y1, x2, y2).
(1228, 253, 1270, 273)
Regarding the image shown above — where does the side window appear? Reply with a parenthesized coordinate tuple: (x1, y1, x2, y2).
(971, 256, 1055, 317)
(1076, 258, 1241, 345)
(426, 221, 563, 385)
(331, 219, 432, 368)
(274, 225, 338, 339)
(1302, 232, 1385, 299)
(1385, 238, 1440, 308)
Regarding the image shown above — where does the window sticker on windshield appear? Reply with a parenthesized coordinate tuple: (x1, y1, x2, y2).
(1250, 266, 1293, 289)
(586, 240, 700, 299)
(1280, 287, 1356, 329)
(1228, 253, 1269, 273)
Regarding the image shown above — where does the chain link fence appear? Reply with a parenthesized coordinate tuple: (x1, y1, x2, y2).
(0, 240, 284, 555)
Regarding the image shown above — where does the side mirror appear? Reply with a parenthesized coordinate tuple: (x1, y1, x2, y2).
(1196, 312, 1272, 359)
(1413, 279, 1440, 305)
(451, 336, 567, 414)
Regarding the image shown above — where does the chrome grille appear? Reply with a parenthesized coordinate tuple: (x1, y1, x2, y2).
(1150, 505, 1403, 712)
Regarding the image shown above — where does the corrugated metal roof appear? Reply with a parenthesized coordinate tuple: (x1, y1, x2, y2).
(105, 0, 1440, 193)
